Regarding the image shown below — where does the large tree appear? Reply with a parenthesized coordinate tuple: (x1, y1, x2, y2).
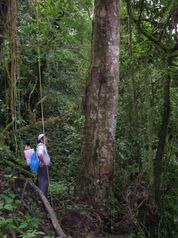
(0, 0, 9, 54)
(77, 0, 120, 206)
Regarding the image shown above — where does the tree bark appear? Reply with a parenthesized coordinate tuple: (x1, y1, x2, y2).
(127, 1, 142, 171)
(6, 0, 18, 131)
(145, 71, 154, 186)
(77, 0, 120, 206)
(0, 0, 9, 54)
(153, 58, 171, 207)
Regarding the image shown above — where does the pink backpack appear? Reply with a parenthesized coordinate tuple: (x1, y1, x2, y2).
(24, 146, 34, 165)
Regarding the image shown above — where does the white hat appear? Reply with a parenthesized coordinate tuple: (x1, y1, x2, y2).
(38, 133, 45, 141)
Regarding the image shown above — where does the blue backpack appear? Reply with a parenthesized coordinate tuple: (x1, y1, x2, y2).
(30, 151, 40, 172)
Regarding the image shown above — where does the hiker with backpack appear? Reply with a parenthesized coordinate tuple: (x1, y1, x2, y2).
(23, 141, 34, 165)
(36, 133, 51, 197)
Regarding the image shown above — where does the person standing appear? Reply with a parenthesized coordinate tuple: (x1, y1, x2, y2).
(37, 133, 51, 197)
(23, 141, 34, 165)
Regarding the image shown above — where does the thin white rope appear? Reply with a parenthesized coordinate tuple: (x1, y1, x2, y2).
(35, 0, 53, 206)
(36, 0, 45, 134)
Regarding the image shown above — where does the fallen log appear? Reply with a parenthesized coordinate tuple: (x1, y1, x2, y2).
(0, 151, 71, 237)
(27, 179, 71, 238)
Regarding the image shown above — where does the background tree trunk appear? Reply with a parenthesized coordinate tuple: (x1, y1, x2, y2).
(127, 1, 142, 171)
(153, 58, 171, 207)
(8, 0, 18, 132)
(77, 0, 120, 206)
(0, 0, 9, 55)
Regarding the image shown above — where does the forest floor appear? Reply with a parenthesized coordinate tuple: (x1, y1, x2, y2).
(0, 167, 129, 238)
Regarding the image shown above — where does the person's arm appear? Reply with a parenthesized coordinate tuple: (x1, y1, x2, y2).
(37, 145, 45, 166)
(38, 153, 45, 166)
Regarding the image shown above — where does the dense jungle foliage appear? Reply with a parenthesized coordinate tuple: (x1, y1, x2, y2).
(0, 0, 178, 237)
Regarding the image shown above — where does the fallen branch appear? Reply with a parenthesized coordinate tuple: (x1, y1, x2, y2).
(21, 179, 28, 202)
(0, 149, 71, 237)
(28, 179, 71, 238)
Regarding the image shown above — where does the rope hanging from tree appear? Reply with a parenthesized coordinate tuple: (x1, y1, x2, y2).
(35, 0, 45, 134)
(34, 0, 54, 209)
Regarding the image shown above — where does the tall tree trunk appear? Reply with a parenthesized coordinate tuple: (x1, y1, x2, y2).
(127, 1, 141, 171)
(0, 0, 9, 55)
(153, 58, 171, 207)
(6, 0, 18, 132)
(77, 0, 120, 206)
(9, 0, 17, 131)
(145, 70, 154, 186)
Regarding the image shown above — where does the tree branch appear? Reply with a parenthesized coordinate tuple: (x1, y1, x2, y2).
(127, 0, 168, 52)
(170, 42, 178, 53)
(0, 158, 71, 238)
(28, 179, 71, 238)
(138, 0, 145, 25)
(133, 18, 168, 52)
